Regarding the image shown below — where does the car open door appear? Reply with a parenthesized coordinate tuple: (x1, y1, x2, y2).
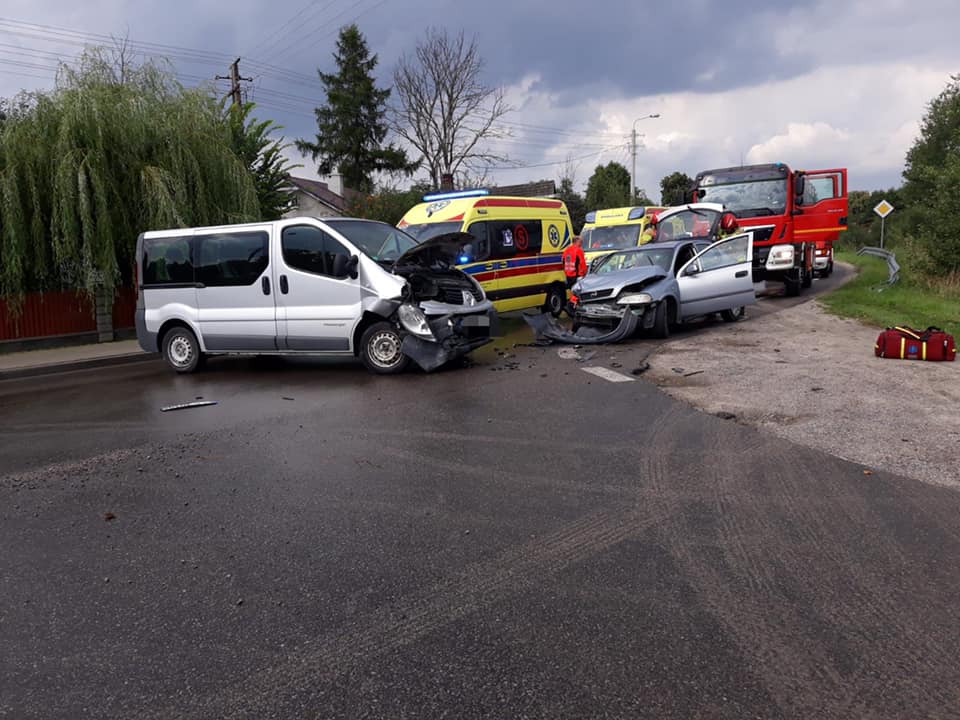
(677, 232, 756, 319)
(793, 168, 848, 245)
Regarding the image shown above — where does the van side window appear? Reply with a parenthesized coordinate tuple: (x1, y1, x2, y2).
(488, 221, 542, 259)
(282, 225, 329, 275)
(143, 236, 193, 285)
(195, 232, 269, 287)
(465, 222, 490, 261)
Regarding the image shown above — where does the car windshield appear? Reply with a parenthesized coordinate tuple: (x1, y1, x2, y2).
(697, 179, 788, 217)
(594, 248, 674, 274)
(325, 219, 419, 262)
(582, 225, 641, 252)
(654, 209, 721, 241)
(401, 222, 463, 242)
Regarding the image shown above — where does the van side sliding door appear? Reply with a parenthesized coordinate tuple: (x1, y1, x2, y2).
(193, 228, 278, 351)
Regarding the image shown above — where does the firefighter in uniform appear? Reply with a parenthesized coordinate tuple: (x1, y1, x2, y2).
(562, 235, 587, 290)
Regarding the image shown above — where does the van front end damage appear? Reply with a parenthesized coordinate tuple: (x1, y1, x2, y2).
(399, 304, 499, 371)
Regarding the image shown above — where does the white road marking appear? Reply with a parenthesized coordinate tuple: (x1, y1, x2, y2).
(582, 367, 635, 383)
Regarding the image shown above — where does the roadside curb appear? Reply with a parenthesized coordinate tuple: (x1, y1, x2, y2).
(0, 352, 160, 381)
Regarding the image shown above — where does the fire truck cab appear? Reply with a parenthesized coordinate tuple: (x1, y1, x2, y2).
(693, 164, 847, 295)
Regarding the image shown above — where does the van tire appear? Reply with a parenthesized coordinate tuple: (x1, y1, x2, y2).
(543, 284, 566, 317)
(162, 326, 202, 374)
(360, 322, 411, 375)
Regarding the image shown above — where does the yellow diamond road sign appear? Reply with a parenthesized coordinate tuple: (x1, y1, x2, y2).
(874, 200, 894, 218)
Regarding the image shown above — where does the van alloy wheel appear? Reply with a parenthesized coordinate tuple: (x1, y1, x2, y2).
(162, 327, 202, 374)
(370, 330, 403, 368)
(359, 322, 411, 374)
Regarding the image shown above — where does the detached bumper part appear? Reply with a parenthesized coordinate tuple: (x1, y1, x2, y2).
(523, 309, 639, 345)
(400, 309, 498, 372)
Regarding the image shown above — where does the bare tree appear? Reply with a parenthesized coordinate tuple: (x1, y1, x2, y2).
(392, 28, 512, 188)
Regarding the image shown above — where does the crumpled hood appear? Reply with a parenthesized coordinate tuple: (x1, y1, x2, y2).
(394, 232, 474, 269)
(574, 265, 666, 297)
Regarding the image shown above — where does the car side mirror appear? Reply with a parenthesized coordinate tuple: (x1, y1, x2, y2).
(684, 263, 700, 276)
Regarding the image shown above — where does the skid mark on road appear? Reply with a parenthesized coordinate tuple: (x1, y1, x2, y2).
(656, 425, 960, 718)
(146, 505, 667, 719)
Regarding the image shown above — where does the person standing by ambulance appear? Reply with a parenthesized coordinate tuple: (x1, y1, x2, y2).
(562, 235, 587, 290)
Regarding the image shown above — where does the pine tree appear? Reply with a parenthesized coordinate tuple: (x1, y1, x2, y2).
(297, 25, 416, 194)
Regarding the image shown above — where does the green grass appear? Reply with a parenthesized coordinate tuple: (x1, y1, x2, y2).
(821, 251, 960, 338)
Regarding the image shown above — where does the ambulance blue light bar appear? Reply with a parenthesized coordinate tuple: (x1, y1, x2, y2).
(628, 207, 647, 220)
(584, 211, 597, 224)
(422, 188, 490, 202)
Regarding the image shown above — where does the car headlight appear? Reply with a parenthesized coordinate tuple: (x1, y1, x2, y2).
(398, 304, 434, 339)
(616, 292, 653, 305)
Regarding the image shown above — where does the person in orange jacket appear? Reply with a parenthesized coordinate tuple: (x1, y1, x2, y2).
(562, 235, 587, 290)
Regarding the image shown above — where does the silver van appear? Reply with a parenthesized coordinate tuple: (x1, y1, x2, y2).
(135, 218, 498, 374)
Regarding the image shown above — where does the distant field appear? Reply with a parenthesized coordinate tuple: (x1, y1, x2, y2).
(821, 251, 960, 339)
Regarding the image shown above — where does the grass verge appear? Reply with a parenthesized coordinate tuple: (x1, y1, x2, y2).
(821, 251, 960, 338)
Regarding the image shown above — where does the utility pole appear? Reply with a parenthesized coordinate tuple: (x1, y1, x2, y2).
(630, 113, 660, 204)
(216, 58, 252, 108)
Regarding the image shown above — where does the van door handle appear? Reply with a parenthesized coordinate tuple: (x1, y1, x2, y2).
(261, 276, 271, 295)
(280, 275, 289, 294)
(735, 270, 748, 278)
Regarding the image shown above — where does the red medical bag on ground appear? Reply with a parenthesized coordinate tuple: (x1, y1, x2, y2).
(874, 326, 957, 361)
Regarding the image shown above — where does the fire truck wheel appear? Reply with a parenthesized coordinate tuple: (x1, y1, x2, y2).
(801, 266, 812, 289)
(784, 271, 802, 297)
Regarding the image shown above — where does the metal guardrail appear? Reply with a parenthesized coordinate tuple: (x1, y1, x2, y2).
(857, 246, 900, 285)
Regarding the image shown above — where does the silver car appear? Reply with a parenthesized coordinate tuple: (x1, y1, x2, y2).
(561, 233, 756, 342)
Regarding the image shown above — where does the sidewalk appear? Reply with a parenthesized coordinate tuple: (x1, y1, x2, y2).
(0, 339, 158, 380)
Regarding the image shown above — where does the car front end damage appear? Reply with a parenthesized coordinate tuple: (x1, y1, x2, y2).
(523, 273, 668, 345)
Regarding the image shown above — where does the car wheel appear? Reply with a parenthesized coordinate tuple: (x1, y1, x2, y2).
(824, 261, 834, 278)
(162, 326, 202, 374)
(652, 301, 670, 339)
(360, 322, 411, 375)
(721, 306, 745, 323)
(543, 285, 566, 317)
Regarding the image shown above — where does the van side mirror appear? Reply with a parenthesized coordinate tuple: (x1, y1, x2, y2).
(332, 253, 358, 279)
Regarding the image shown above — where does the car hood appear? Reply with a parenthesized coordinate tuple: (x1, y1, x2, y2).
(575, 265, 668, 297)
(394, 232, 473, 269)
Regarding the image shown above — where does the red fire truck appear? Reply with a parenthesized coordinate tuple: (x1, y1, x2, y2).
(692, 163, 847, 295)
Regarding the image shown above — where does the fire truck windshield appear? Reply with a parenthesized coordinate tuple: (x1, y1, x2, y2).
(697, 179, 788, 218)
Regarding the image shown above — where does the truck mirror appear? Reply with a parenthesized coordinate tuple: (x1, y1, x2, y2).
(794, 175, 806, 204)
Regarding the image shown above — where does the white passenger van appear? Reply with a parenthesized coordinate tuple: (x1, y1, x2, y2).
(135, 217, 498, 374)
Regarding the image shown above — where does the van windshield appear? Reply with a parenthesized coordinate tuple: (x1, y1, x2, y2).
(582, 225, 641, 252)
(402, 222, 463, 242)
(325, 219, 420, 262)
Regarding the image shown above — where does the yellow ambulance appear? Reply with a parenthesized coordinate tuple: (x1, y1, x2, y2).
(398, 189, 574, 315)
(579, 205, 665, 264)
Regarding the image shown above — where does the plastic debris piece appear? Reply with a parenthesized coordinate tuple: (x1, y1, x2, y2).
(161, 400, 218, 412)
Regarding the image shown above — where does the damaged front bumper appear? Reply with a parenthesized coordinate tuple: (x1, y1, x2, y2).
(523, 307, 640, 344)
(401, 307, 500, 372)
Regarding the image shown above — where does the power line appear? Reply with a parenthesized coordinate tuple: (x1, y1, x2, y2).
(248, 0, 341, 60)
(478, 144, 627, 171)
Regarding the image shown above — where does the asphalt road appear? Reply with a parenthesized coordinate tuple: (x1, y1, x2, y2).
(4, 269, 960, 719)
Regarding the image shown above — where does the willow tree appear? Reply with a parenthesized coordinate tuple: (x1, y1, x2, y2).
(0, 49, 260, 300)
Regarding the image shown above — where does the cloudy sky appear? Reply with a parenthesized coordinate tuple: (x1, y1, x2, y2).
(1, 0, 957, 199)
